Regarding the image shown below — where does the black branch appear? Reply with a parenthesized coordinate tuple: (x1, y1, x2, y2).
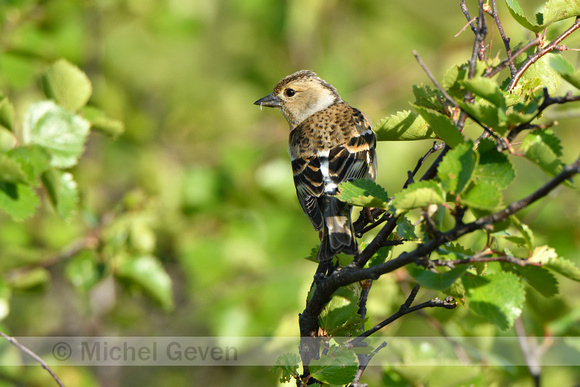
(298, 155, 580, 378)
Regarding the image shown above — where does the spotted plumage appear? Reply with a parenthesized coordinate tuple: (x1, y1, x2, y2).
(254, 70, 377, 261)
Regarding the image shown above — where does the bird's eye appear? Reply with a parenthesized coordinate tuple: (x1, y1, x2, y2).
(285, 88, 296, 97)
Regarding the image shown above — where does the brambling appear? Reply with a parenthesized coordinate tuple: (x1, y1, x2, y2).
(254, 70, 377, 261)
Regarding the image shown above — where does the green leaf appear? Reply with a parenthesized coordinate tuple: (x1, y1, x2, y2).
(396, 216, 417, 240)
(443, 63, 470, 99)
(368, 246, 391, 267)
(475, 139, 516, 189)
(65, 250, 102, 293)
(463, 271, 525, 330)
(504, 236, 526, 246)
(437, 141, 478, 194)
(0, 182, 40, 221)
(514, 52, 561, 95)
(549, 53, 575, 74)
(42, 59, 92, 111)
(272, 353, 300, 383)
(413, 84, 445, 112)
(337, 179, 389, 209)
(528, 129, 562, 156)
(391, 181, 445, 214)
(550, 55, 580, 89)
(7, 146, 51, 184)
(0, 127, 17, 152)
(439, 243, 476, 258)
(81, 106, 125, 138)
(310, 347, 358, 385)
(544, 258, 580, 282)
(458, 101, 505, 135)
(461, 77, 506, 108)
(530, 245, 580, 282)
(511, 216, 535, 251)
(0, 278, 10, 320)
(41, 168, 80, 220)
(0, 154, 28, 184)
(0, 93, 15, 131)
(506, 97, 543, 125)
(548, 303, 580, 335)
(521, 131, 564, 177)
(8, 268, 50, 292)
(22, 101, 91, 168)
(374, 110, 434, 141)
(505, 0, 542, 32)
(116, 254, 174, 311)
(305, 246, 318, 263)
(542, 0, 580, 27)
(319, 284, 363, 336)
(408, 264, 469, 290)
(516, 265, 559, 297)
(413, 105, 464, 148)
(460, 181, 502, 210)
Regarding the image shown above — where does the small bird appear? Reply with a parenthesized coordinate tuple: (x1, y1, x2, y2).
(254, 70, 377, 261)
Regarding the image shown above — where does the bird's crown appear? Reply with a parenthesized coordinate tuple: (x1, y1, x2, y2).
(273, 70, 338, 96)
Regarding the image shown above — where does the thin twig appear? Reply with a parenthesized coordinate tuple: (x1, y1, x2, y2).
(350, 341, 387, 386)
(425, 254, 542, 269)
(357, 279, 373, 326)
(507, 89, 580, 142)
(347, 285, 457, 348)
(455, 16, 478, 38)
(413, 50, 500, 140)
(412, 51, 458, 109)
(452, 0, 488, 147)
(468, 0, 487, 78)
(354, 208, 388, 237)
(489, 0, 517, 79)
(354, 214, 399, 268)
(405, 142, 445, 189)
(420, 145, 449, 182)
(460, 0, 477, 35)
(350, 296, 457, 344)
(0, 331, 65, 387)
(508, 17, 580, 92)
(515, 317, 542, 387)
(487, 38, 541, 77)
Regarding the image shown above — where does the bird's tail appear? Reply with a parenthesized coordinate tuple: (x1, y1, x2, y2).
(317, 196, 358, 261)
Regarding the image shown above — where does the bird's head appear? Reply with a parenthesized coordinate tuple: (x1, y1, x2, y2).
(254, 70, 342, 128)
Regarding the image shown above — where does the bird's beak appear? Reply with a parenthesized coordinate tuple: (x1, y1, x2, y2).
(254, 93, 281, 108)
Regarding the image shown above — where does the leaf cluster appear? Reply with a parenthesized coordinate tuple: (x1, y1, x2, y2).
(0, 60, 172, 321)
(0, 59, 123, 222)
(284, 2, 580, 385)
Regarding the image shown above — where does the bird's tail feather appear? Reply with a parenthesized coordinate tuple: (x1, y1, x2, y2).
(317, 196, 358, 261)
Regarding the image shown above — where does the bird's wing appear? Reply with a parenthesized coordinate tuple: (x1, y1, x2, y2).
(291, 156, 324, 230)
(326, 109, 377, 189)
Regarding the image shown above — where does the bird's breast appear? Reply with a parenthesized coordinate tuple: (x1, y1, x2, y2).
(289, 105, 354, 159)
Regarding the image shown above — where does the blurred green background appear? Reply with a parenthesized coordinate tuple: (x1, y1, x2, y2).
(0, 0, 579, 386)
